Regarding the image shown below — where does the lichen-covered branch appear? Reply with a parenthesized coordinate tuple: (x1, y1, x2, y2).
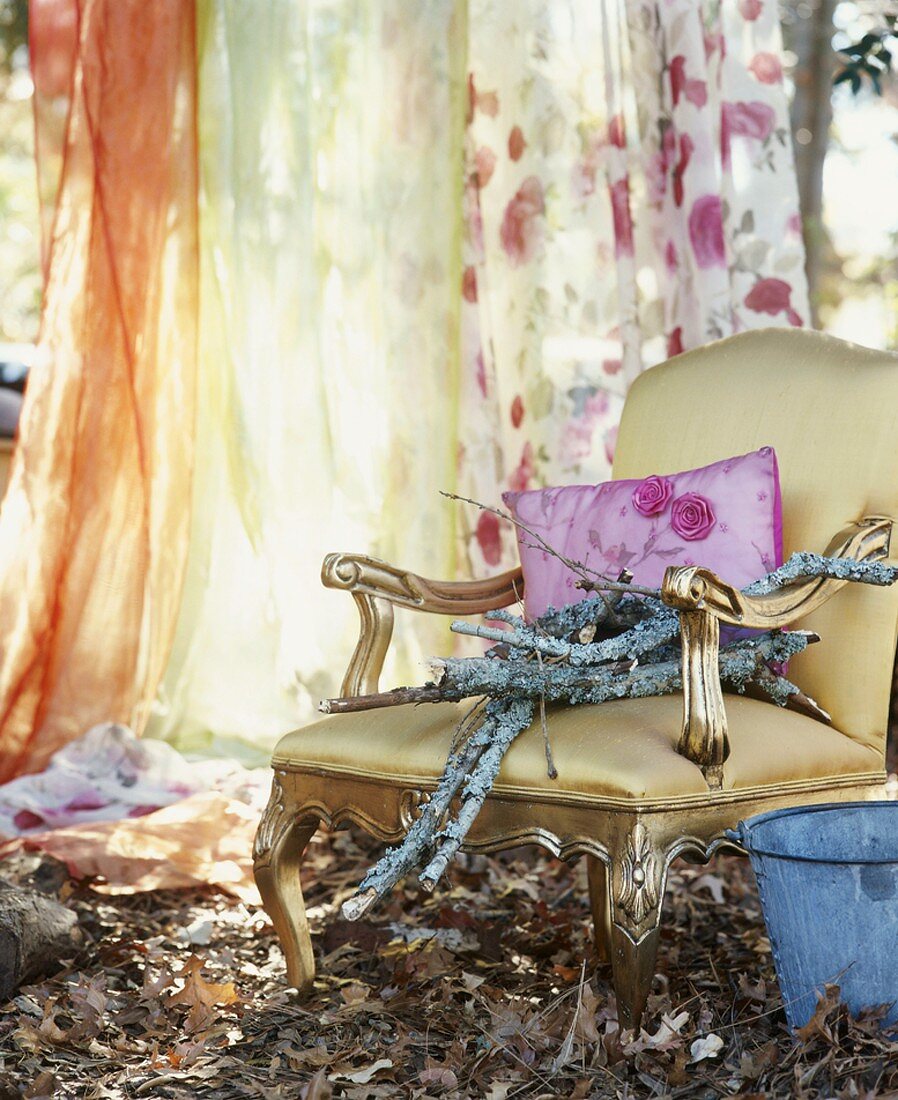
(341, 700, 504, 920)
(334, 530, 898, 919)
(747, 553, 898, 594)
(431, 630, 814, 705)
(451, 608, 680, 667)
(418, 698, 535, 890)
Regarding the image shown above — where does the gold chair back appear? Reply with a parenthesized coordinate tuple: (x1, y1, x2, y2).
(613, 328, 898, 752)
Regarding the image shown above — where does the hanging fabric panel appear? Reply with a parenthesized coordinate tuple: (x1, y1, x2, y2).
(152, 0, 469, 752)
(16, 0, 807, 765)
(457, 0, 808, 573)
(155, 0, 806, 755)
(0, 0, 198, 780)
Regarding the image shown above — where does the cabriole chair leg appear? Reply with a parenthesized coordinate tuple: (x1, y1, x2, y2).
(606, 823, 667, 1031)
(254, 782, 319, 994)
(586, 854, 612, 963)
(609, 920, 662, 1032)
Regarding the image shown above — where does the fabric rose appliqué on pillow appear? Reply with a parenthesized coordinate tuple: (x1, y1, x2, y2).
(670, 492, 716, 540)
(632, 475, 673, 517)
(503, 447, 782, 621)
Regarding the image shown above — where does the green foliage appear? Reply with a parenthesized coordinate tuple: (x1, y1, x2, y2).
(0, 0, 27, 81)
(834, 17, 897, 95)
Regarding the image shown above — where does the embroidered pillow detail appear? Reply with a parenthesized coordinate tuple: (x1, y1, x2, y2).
(670, 492, 716, 540)
(631, 475, 673, 517)
(503, 447, 783, 621)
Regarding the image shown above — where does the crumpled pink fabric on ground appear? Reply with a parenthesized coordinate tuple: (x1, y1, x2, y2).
(2, 793, 263, 903)
(0, 723, 268, 902)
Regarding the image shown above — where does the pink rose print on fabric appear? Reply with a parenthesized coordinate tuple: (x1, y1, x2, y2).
(670, 56, 708, 108)
(688, 194, 726, 268)
(500, 177, 545, 267)
(462, 266, 478, 303)
(673, 133, 694, 208)
(475, 510, 503, 566)
(608, 114, 626, 149)
(468, 75, 499, 120)
(744, 278, 804, 327)
(475, 146, 496, 187)
(13, 808, 44, 830)
(464, 179, 484, 253)
(739, 0, 763, 19)
(603, 425, 619, 467)
(632, 475, 674, 517)
(653, 126, 674, 202)
(722, 100, 776, 167)
(609, 178, 634, 257)
(665, 240, 678, 274)
(671, 493, 716, 540)
(510, 394, 524, 428)
(508, 125, 527, 161)
(667, 326, 684, 357)
(475, 351, 487, 398)
(703, 30, 726, 61)
(509, 441, 536, 492)
(748, 52, 783, 84)
(560, 391, 610, 468)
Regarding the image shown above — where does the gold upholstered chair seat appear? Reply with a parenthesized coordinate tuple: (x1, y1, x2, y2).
(254, 329, 898, 1031)
(273, 694, 881, 804)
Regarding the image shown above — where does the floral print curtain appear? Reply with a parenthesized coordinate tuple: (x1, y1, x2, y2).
(3, 0, 807, 770)
(458, 0, 808, 574)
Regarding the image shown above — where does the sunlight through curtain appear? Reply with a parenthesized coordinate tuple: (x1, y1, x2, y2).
(4, 0, 807, 772)
(153, 0, 807, 757)
(0, 0, 198, 779)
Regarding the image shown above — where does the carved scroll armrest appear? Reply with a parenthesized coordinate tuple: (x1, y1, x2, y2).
(659, 516, 893, 790)
(321, 553, 524, 698)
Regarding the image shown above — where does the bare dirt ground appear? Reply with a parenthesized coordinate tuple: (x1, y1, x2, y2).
(0, 826, 896, 1100)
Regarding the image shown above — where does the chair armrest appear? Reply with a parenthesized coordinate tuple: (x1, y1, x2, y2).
(659, 516, 893, 789)
(321, 553, 524, 698)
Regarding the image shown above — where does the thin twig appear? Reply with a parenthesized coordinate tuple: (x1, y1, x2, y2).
(535, 649, 557, 780)
(440, 491, 660, 601)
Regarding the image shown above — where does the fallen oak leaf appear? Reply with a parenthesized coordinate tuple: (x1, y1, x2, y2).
(419, 1065, 459, 1088)
(690, 1032, 724, 1062)
(794, 983, 843, 1044)
(643, 1010, 690, 1051)
(692, 873, 727, 904)
(328, 1058, 393, 1084)
(167, 956, 240, 1031)
(23, 1071, 58, 1100)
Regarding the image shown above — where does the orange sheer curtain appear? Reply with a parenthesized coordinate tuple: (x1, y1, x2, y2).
(0, 0, 199, 781)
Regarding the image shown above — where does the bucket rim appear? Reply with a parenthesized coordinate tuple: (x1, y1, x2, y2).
(737, 800, 898, 866)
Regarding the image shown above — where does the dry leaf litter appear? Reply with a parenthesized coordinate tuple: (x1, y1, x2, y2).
(1, 822, 897, 1100)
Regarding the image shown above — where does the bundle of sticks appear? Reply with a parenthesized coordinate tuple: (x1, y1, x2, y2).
(322, 515, 898, 922)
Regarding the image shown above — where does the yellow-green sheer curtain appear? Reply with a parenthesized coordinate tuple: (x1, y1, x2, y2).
(152, 1, 471, 753)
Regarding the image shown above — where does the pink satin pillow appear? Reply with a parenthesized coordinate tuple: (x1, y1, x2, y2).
(503, 447, 783, 620)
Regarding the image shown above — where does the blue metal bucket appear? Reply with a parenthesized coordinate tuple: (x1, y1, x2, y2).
(731, 802, 898, 1030)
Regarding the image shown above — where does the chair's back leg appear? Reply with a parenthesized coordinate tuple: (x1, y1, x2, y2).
(253, 777, 319, 994)
(586, 855, 611, 963)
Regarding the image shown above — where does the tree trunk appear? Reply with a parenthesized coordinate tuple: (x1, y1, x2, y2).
(784, 0, 837, 319)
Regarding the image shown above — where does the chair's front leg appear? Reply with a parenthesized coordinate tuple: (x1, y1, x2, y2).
(606, 820, 668, 1032)
(253, 777, 319, 994)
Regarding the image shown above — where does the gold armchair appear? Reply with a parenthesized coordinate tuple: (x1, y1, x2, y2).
(254, 329, 898, 1029)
